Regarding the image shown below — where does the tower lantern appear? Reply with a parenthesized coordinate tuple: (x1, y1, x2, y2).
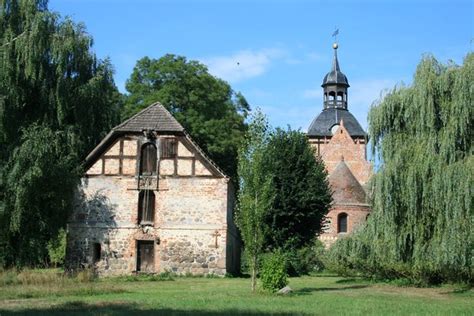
(322, 43, 350, 110)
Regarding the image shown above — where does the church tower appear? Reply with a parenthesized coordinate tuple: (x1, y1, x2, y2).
(307, 43, 371, 246)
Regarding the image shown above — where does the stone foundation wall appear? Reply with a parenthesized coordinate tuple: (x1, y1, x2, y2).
(66, 134, 239, 276)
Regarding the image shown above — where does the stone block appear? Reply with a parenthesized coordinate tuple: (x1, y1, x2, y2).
(195, 160, 211, 176)
(177, 159, 192, 176)
(104, 159, 119, 174)
(178, 141, 193, 157)
(123, 140, 137, 156)
(160, 159, 175, 175)
(86, 160, 102, 175)
(122, 158, 136, 175)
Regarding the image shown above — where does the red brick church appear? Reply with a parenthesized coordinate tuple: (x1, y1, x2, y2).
(307, 43, 372, 247)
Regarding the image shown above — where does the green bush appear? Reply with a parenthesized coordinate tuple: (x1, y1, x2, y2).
(285, 239, 327, 276)
(260, 250, 288, 292)
(47, 229, 67, 267)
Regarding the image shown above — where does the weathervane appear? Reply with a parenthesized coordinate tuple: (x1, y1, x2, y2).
(332, 27, 339, 43)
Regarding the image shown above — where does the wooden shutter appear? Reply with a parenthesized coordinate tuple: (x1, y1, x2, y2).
(161, 138, 177, 159)
(140, 143, 157, 175)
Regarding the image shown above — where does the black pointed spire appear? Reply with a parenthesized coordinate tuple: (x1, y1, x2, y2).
(322, 43, 349, 109)
(333, 44, 341, 72)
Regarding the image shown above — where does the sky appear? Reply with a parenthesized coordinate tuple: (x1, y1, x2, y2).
(49, 0, 473, 131)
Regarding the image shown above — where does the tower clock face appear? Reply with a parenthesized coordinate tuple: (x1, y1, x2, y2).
(331, 124, 340, 135)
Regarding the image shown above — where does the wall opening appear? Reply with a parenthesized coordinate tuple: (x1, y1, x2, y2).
(140, 143, 157, 175)
(136, 240, 154, 273)
(138, 190, 155, 225)
(338, 213, 348, 233)
(161, 138, 177, 159)
(92, 243, 101, 263)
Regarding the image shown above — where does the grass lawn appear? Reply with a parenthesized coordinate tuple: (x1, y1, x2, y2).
(0, 271, 472, 315)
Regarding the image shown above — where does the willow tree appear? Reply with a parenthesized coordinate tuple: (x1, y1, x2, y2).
(327, 53, 473, 284)
(0, 0, 121, 267)
(236, 110, 274, 292)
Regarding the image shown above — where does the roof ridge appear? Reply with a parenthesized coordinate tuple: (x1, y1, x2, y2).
(154, 102, 184, 130)
(114, 103, 155, 130)
(113, 101, 184, 133)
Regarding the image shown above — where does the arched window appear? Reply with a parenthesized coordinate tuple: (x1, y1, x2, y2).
(140, 143, 157, 175)
(338, 213, 348, 233)
(329, 91, 336, 101)
(138, 190, 155, 225)
(337, 91, 344, 101)
(324, 93, 327, 101)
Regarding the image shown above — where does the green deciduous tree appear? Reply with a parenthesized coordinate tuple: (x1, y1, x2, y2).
(327, 53, 473, 284)
(262, 129, 332, 275)
(236, 110, 274, 292)
(263, 129, 332, 249)
(0, 0, 121, 267)
(122, 55, 249, 179)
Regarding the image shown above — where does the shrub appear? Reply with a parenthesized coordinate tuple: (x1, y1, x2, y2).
(47, 229, 67, 267)
(285, 239, 327, 276)
(260, 250, 288, 292)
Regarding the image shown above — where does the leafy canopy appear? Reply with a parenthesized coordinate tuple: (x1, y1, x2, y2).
(0, 0, 120, 267)
(327, 53, 473, 284)
(262, 128, 332, 252)
(122, 54, 249, 179)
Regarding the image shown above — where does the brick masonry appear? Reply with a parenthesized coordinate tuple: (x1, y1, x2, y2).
(66, 134, 240, 276)
(308, 121, 372, 247)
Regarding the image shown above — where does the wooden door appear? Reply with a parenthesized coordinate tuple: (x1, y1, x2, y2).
(137, 241, 154, 273)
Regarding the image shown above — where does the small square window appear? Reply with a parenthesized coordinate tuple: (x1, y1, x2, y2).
(161, 138, 177, 159)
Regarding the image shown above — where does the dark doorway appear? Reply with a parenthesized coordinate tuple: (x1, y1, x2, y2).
(137, 240, 154, 273)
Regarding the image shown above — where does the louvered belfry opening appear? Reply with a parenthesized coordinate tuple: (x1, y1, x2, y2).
(138, 190, 155, 225)
(140, 143, 157, 175)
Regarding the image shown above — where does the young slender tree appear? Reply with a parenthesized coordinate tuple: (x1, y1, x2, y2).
(236, 109, 274, 292)
(327, 53, 473, 284)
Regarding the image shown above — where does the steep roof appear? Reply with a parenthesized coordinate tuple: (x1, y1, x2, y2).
(322, 45, 349, 87)
(114, 102, 184, 133)
(83, 102, 226, 178)
(307, 108, 366, 137)
(328, 160, 367, 205)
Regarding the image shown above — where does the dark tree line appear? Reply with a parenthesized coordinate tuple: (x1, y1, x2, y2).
(0, 0, 121, 266)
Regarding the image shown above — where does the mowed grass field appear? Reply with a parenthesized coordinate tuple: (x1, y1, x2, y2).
(0, 270, 472, 316)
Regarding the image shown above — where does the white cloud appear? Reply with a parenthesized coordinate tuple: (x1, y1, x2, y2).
(201, 48, 285, 83)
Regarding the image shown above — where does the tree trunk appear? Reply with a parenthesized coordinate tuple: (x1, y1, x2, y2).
(251, 254, 257, 292)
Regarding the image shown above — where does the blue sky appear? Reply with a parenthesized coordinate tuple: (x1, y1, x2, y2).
(49, 0, 473, 131)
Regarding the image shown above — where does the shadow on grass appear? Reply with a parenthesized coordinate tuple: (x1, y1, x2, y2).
(0, 301, 309, 316)
(293, 284, 369, 295)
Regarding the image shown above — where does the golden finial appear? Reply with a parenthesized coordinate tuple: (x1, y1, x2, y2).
(333, 42, 338, 49)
